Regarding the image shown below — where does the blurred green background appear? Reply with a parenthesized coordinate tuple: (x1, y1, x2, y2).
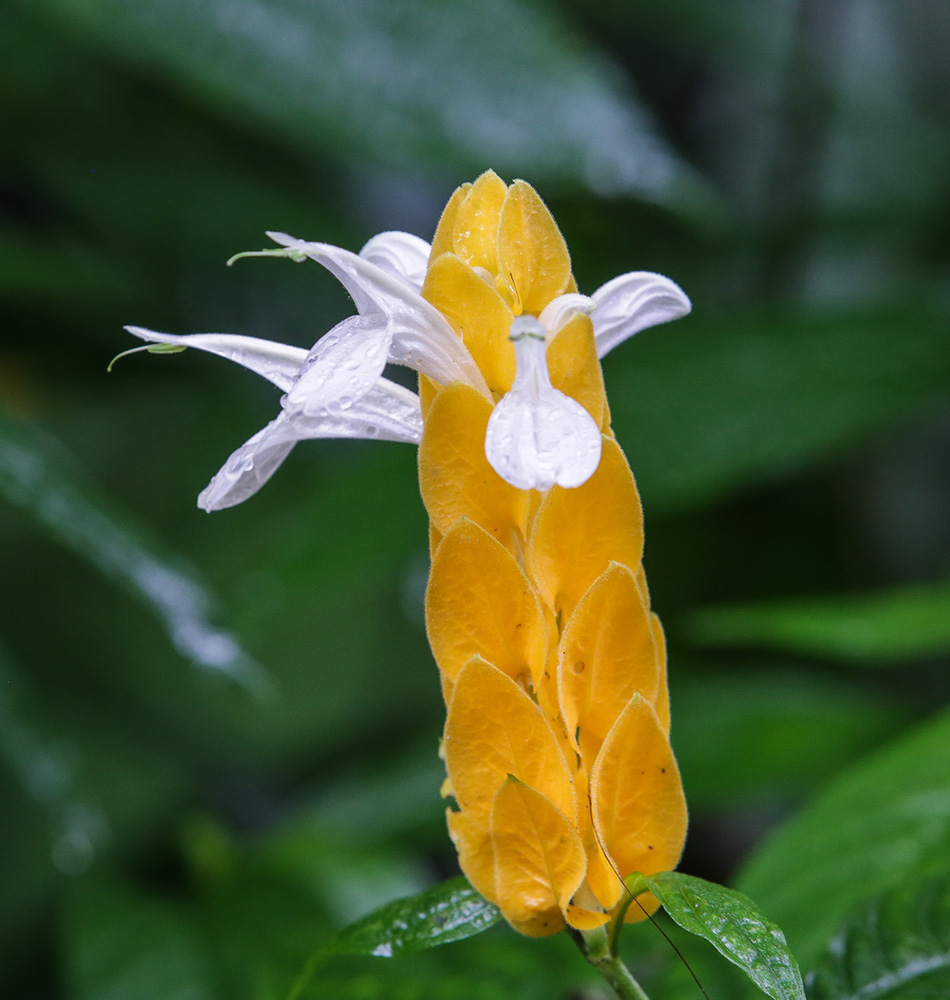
(2, 0, 949, 997)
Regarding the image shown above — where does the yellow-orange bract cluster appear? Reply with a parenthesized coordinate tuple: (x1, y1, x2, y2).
(417, 172, 688, 937)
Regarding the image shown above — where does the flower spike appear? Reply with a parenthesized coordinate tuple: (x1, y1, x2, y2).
(123, 172, 691, 942)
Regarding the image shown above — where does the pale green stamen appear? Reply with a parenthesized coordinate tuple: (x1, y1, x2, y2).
(106, 343, 187, 372)
(226, 247, 307, 267)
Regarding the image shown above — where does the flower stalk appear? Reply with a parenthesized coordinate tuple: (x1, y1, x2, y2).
(573, 925, 653, 1000)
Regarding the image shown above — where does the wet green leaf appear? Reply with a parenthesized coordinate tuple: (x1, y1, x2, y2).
(808, 871, 950, 1000)
(322, 877, 501, 959)
(738, 709, 950, 970)
(633, 871, 805, 1000)
(688, 582, 950, 662)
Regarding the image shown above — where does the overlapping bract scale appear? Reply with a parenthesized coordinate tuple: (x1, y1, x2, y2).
(426, 519, 548, 691)
(527, 436, 644, 619)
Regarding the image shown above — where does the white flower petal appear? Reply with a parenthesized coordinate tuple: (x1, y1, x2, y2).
(125, 326, 307, 392)
(266, 231, 488, 394)
(286, 314, 390, 416)
(290, 379, 423, 445)
(352, 378, 424, 443)
(590, 272, 691, 358)
(485, 321, 602, 491)
(538, 293, 596, 337)
(198, 378, 424, 510)
(359, 231, 431, 292)
(198, 413, 300, 511)
(486, 386, 602, 491)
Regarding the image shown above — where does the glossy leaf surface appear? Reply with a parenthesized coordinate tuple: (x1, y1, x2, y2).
(639, 871, 805, 1000)
(738, 709, 950, 969)
(808, 871, 950, 1000)
(323, 876, 501, 959)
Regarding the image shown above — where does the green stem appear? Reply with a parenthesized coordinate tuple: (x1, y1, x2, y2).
(572, 926, 652, 1000)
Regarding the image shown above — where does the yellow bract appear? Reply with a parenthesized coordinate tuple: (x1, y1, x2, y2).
(422, 253, 516, 394)
(591, 695, 688, 922)
(444, 657, 576, 827)
(491, 777, 586, 936)
(497, 181, 572, 315)
(451, 170, 508, 274)
(418, 381, 529, 546)
(426, 518, 548, 690)
(558, 562, 666, 760)
(421, 172, 687, 939)
(547, 313, 609, 431)
(526, 436, 644, 620)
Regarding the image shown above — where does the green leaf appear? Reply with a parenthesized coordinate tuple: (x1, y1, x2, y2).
(63, 879, 213, 1000)
(26, 0, 702, 211)
(688, 582, 950, 662)
(737, 708, 950, 971)
(808, 871, 950, 1000)
(0, 412, 270, 695)
(608, 307, 950, 511)
(322, 876, 501, 959)
(633, 871, 805, 1000)
(673, 670, 904, 809)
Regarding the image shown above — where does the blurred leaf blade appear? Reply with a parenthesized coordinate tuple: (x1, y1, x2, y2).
(24, 0, 702, 210)
(807, 871, 950, 1000)
(673, 670, 904, 809)
(610, 307, 950, 511)
(0, 411, 269, 693)
(64, 879, 213, 1000)
(688, 581, 950, 662)
(737, 708, 950, 971)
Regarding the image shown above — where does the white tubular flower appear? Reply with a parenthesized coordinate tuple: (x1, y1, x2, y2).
(123, 226, 470, 511)
(125, 324, 424, 510)
(266, 232, 488, 395)
(196, 379, 423, 511)
(358, 231, 431, 291)
(484, 316, 603, 492)
(590, 271, 692, 358)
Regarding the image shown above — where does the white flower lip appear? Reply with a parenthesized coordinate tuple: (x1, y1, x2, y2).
(485, 315, 603, 492)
